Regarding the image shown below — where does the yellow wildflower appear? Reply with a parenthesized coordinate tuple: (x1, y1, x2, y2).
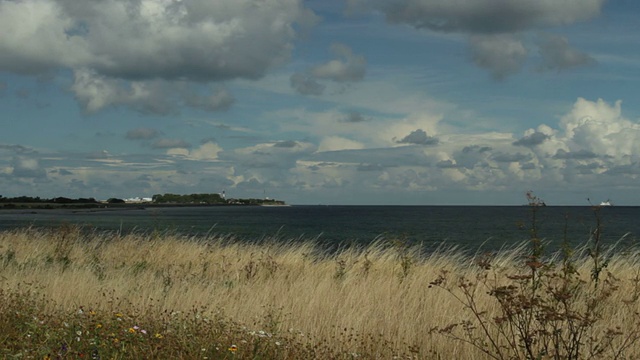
(154, 333, 164, 339)
(128, 327, 136, 333)
(228, 345, 238, 352)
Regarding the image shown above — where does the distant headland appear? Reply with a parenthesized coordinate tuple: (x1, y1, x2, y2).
(0, 193, 286, 210)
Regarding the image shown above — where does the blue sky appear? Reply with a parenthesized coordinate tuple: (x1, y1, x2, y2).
(1, 0, 639, 205)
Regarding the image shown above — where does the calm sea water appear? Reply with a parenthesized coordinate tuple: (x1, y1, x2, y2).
(1, 206, 639, 253)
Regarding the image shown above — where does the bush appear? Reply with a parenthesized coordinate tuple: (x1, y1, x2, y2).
(429, 192, 640, 360)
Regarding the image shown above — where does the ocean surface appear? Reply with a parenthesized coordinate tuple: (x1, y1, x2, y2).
(1, 205, 639, 253)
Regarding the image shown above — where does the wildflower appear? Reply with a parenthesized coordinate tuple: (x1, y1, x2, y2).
(154, 333, 164, 339)
(228, 345, 238, 352)
(140, 329, 147, 335)
(59, 342, 68, 357)
(44, 355, 52, 360)
(76, 330, 82, 336)
(91, 347, 100, 360)
(95, 324, 102, 329)
(133, 325, 140, 330)
(128, 327, 136, 333)
(89, 310, 96, 316)
(275, 341, 281, 346)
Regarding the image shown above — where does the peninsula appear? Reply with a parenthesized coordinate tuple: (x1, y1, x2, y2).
(0, 193, 286, 210)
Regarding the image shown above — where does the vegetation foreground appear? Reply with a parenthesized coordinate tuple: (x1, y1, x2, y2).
(2, 213, 640, 359)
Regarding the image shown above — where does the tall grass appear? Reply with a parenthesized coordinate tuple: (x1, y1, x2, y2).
(1, 221, 640, 359)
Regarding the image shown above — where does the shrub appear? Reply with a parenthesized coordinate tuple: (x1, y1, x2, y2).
(429, 192, 640, 360)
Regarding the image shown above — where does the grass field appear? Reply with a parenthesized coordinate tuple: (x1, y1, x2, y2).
(1, 224, 640, 359)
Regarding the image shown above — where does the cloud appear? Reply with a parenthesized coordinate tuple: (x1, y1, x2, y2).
(291, 43, 366, 96)
(273, 140, 299, 148)
(536, 34, 596, 71)
(71, 70, 236, 114)
(318, 137, 365, 152)
(491, 152, 532, 163)
(11, 157, 47, 179)
(57, 169, 73, 176)
(357, 163, 385, 171)
(462, 145, 492, 153)
(0, 0, 316, 80)
(513, 131, 549, 147)
(347, 0, 603, 78)
(347, 0, 605, 34)
(0, 144, 36, 154)
(470, 34, 527, 80)
(183, 88, 235, 112)
(436, 160, 458, 168)
(151, 139, 192, 150)
(290, 73, 325, 95)
(559, 98, 640, 159)
(311, 43, 366, 83)
(0, 0, 318, 112)
(340, 111, 368, 123)
(553, 149, 597, 160)
(396, 129, 439, 145)
(126, 128, 160, 140)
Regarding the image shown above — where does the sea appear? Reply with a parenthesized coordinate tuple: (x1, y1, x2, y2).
(1, 205, 639, 254)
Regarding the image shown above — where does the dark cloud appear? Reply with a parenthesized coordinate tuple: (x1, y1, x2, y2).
(513, 132, 549, 147)
(151, 139, 191, 150)
(273, 140, 299, 148)
(86, 150, 111, 159)
(492, 152, 532, 163)
(126, 128, 160, 140)
(0, 144, 36, 154)
(347, 0, 605, 34)
(553, 149, 597, 160)
(11, 157, 47, 179)
(290, 73, 325, 95)
(470, 34, 527, 80)
(575, 162, 600, 174)
(0, 0, 318, 113)
(462, 145, 492, 153)
(0, 0, 317, 80)
(71, 72, 176, 115)
(521, 162, 537, 170)
(183, 88, 235, 112)
(436, 160, 458, 168)
(311, 43, 366, 83)
(340, 111, 368, 123)
(605, 163, 640, 175)
(357, 163, 384, 171)
(396, 129, 439, 145)
(536, 34, 595, 72)
(200, 137, 217, 144)
(346, 0, 603, 78)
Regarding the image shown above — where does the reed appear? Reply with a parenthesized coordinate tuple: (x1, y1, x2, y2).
(1, 223, 639, 359)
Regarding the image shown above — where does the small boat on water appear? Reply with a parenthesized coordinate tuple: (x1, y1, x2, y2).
(599, 200, 613, 206)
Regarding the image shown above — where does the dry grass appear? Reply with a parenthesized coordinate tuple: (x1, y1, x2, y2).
(1, 225, 640, 359)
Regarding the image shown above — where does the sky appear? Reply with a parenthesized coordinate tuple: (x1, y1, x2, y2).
(1, 0, 640, 205)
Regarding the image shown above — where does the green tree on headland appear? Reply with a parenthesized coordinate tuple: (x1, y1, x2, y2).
(152, 193, 225, 204)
